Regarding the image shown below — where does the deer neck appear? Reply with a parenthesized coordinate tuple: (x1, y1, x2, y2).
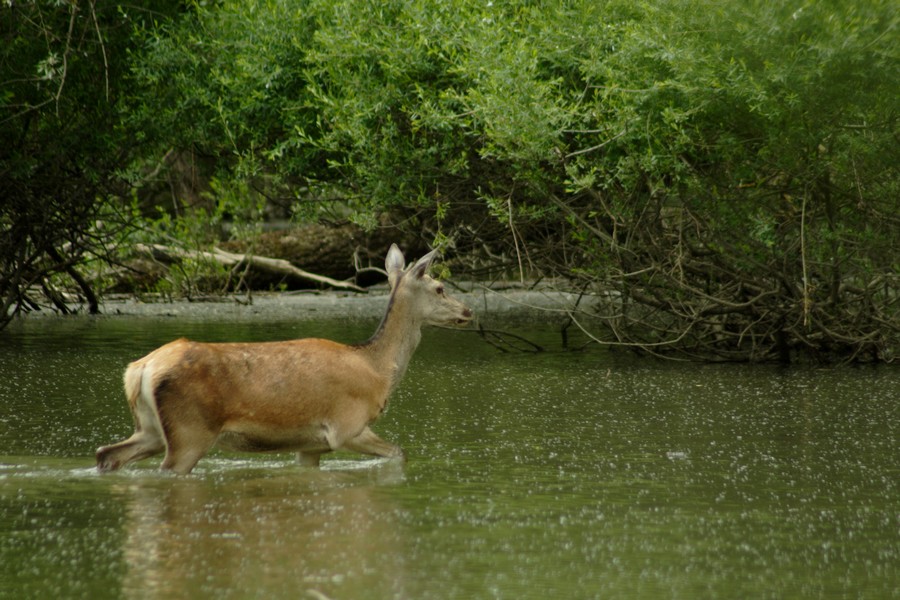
(360, 290, 423, 391)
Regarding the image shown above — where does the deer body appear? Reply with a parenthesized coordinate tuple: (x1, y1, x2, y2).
(96, 245, 472, 474)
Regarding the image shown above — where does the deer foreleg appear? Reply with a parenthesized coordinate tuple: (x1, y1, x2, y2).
(296, 451, 326, 467)
(342, 426, 404, 460)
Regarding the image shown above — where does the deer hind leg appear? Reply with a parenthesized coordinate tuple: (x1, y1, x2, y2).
(97, 369, 166, 472)
(159, 426, 218, 475)
(157, 409, 220, 475)
(153, 386, 222, 475)
(342, 426, 404, 461)
(96, 431, 165, 472)
(160, 442, 213, 475)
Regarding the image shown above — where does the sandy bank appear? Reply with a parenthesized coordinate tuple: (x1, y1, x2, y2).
(66, 285, 591, 325)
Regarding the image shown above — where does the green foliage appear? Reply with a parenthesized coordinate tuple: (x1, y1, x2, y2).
(4, 0, 896, 358)
(0, 0, 184, 324)
(125, 0, 320, 176)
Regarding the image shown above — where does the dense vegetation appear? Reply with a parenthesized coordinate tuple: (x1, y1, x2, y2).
(1, 1, 183, 319)
(2, 0, 897, 362)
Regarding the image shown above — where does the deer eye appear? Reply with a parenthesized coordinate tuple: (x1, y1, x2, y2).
(436, 285, 445, 295)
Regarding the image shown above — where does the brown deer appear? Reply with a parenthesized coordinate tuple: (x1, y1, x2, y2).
(96, 244, 473, 474)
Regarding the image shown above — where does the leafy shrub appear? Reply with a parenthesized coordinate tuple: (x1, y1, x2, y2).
(7, 0, 897, 360)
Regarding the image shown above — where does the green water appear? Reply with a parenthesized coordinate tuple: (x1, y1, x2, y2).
(0, 316, 897, 599)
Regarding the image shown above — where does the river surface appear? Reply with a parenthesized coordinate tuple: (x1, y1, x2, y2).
(0, 315, 897, 599)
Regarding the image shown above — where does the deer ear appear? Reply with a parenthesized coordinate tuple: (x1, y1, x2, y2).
(410, 249, 439, 279)
(385, 244, 405, 288)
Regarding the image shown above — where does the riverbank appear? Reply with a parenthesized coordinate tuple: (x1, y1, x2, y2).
(11, 284, 591, 326)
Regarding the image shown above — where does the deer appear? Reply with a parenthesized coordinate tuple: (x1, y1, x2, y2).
(95, 244, 473, 475)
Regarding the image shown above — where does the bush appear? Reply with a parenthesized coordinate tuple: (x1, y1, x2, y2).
(0, 1, 184, 326)
(18, 0, 897, 361)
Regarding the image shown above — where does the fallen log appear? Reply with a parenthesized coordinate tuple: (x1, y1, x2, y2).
(135, 243, 367, 293)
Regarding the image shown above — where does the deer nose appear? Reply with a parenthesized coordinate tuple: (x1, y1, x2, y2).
(462, 308, 473, 319)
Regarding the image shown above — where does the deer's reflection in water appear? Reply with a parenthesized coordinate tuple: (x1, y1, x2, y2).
(114, 460, 408, 599)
